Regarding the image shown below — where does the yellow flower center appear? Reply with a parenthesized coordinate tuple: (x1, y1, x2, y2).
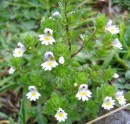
(47, 61, 53, 66)
(18, 50, 22, 54)
(44, 37, 50, 41)
(58, 113, 63, 117)
(81, 91, 86, 96)
(49, 57, 54, 61)
(31, 92, 36, 96)
(47, 34, 52, 36)
(118, 98, 122, 102)
(106, 102, 111, 106)
(110, 28, 115, 32)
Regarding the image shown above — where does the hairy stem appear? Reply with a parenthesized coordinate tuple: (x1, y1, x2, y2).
(65, 2, 71, 51)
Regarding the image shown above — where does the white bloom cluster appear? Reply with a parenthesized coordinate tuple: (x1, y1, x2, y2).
(55, 108, 67, 122)
(115, 91, 126, 106)
(26, 86, 41, 101)
(112, 38, 123, 50)
(102, 96, 115, 110)
(105, 20, 120, 34)
(39, 28, 55, 45)
(13, 42, 26, 57)
(76, 84, 92, 101)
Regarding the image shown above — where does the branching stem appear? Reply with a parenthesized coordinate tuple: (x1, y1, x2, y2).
(71, 46, 83, 58)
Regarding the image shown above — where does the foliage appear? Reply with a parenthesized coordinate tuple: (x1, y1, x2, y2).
(1, 0, 130, 124)
(112, 0, 130, 10)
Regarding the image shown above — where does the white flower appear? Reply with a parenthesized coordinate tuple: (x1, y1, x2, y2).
(112, 38, 122, 49)
(55, 108, 67, 122)
(76, 84, 92, 101)
(102, 96, 115, 110)
(59, 56, 65, 64)
(115, 91, 126, 106)
(8, 67, 15, 74)
(113, 73, 119, 78)
(18, 42, 25, 49)
(45, 51, 54, 60)
(13, 48, 25, 57)
(13, 42, 26, 57)
(41, 60, 58, 71)
(105, 20, 120, 34)
(116, 96, 126, 106)
(44, 28, 53, 35)
(28, 86, 36, 91)
(52, 11, 60, 17)
(26, 86, 41, 101)
(39, 28, 55, 45)
(39, 34, 55, 45)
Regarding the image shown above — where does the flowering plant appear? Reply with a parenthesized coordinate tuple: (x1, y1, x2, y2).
(5, 1, 129, 124)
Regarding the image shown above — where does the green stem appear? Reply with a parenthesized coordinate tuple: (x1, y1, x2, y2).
(45, 0, 50, 16)
(115, 54, 129, 70)
(65, 2, 71, 51)
(88, 29, 96, 42)
(102, 49, 117, 69)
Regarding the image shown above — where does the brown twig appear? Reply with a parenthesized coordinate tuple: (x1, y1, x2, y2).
(71, 45, 83, 58)
(85, 103, 130, 124)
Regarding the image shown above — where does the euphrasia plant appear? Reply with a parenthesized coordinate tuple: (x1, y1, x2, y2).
(8, 1, 127, 123)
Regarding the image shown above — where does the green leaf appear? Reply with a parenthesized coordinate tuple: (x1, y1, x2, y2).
(123, 25, 130, 47)
(125, 70, 130, 80)
(64, 118, 72, 124)
(124, 91, 130, 101)
(11, 57, 25, 68)
(76, 72, 87, 83)
(36, 104, 47, 124)
(0, 83, 19, 93)
(94, 13, 107, 32)
(125, 83, 130, 90)
(95, 84, 116, 104)
(18, 92, 31, 124)
(43, 92, 67, 115)
(102, 67, 114, 82)
(113, 83, 125, 90)
(85, 100, 98, 120)
(68, 109, 80, 121)
(117, 78, 125, 84)
(9, 117, 15, 124)
(18, 99, 26, 124)
(0, 112, 15, 124)
(23, 35, 37, 48)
